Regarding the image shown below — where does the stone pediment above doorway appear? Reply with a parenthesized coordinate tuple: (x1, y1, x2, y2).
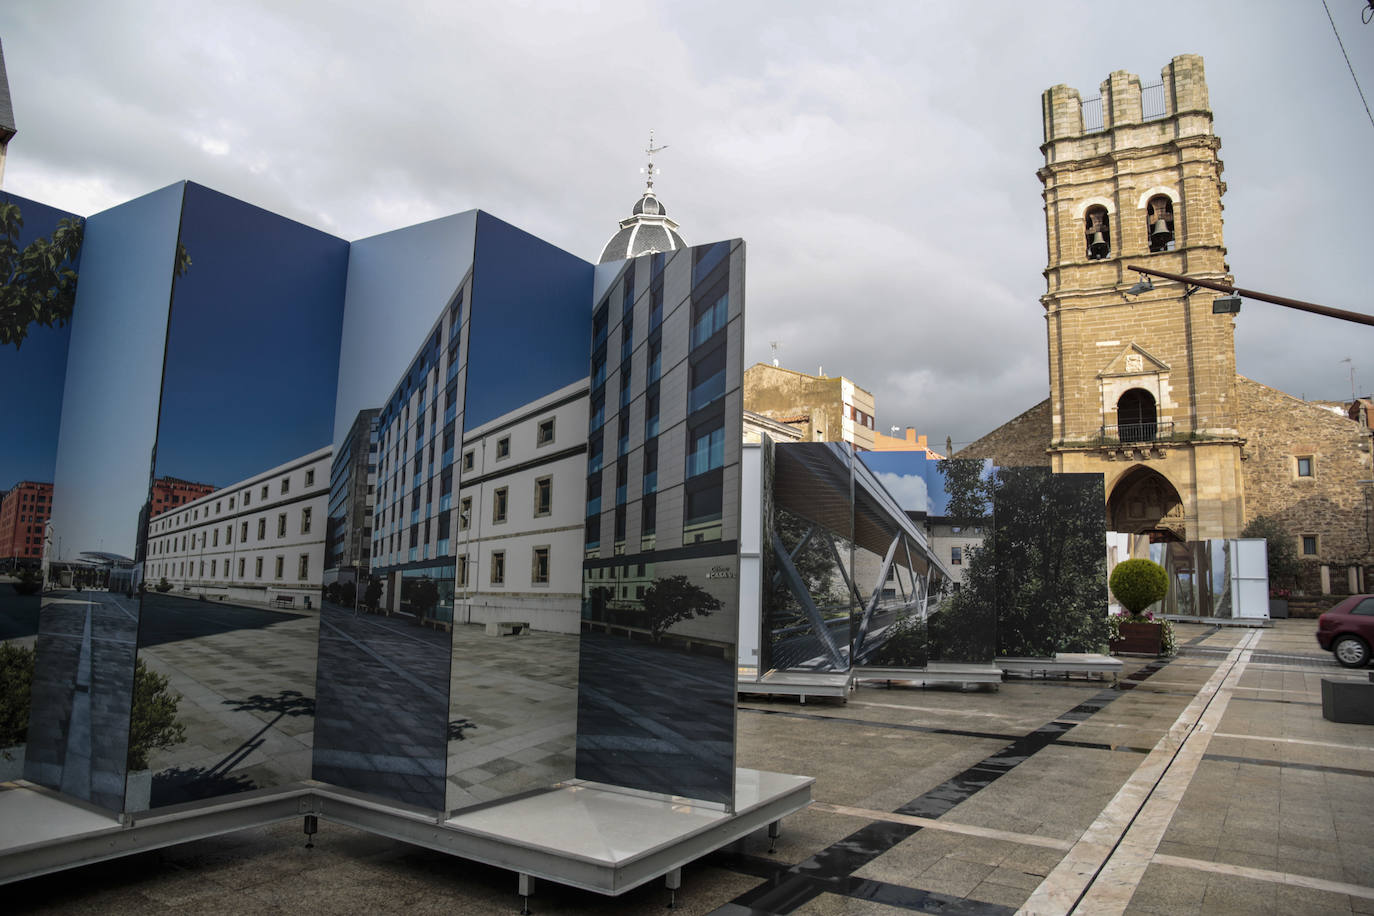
(1099, 343, 1170, 379)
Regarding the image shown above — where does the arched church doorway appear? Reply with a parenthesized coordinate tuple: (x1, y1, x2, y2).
(1107, 465, 1185, 542)
(1117, 388, 1157, 443)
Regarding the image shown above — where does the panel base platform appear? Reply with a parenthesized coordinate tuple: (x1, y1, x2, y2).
(1, 768, 813, 899)
(737, 670, 853, 703)
(853, 662, 1003, 691)
(998, 653, 1122, 683)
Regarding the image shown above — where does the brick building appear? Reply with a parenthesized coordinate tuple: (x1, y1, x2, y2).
(743, 363, 877, 450)
(0, 481, 53, 567)
(961, 55, 1373, 597)
(133, 476, 216, 567)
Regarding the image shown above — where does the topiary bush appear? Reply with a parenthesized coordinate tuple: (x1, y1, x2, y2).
(1110, 559, 1168, 616)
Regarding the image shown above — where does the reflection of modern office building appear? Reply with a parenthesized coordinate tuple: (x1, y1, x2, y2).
(455, 380, 589, 633)
(743, 363, 877, 450)
(0, 480, 52, 567)
(324, 408, 379, 587)
(144, 447, 331, 607)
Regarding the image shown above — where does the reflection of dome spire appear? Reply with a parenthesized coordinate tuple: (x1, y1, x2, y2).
(598, 130, 686, 264)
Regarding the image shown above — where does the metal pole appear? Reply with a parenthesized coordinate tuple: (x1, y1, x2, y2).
(1127, 266, 1374, 327)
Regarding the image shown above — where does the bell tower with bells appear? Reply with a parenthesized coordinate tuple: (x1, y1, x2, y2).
(1038, 54, 1245, 541)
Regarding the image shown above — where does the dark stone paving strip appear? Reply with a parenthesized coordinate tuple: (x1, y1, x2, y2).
(1203, 753, 1374, 779)
(1229, 695, 1322, 707)
(1183, 626, 1222, 647)
(740, 707, 1022, 743)
(717, 660, 1172, 914)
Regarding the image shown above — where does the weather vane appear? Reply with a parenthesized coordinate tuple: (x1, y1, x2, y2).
(641, 129, 668, 191)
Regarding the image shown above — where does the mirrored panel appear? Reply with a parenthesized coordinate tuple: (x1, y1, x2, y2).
(444, 215, 591, 813)
(26, 185, 183, 810)
(576, 242, 744, 806)
(134, 185, 348, 809)
(0, 194, 81, 784)
(313, 213, 478, 811)
(925, 458, 997, 664)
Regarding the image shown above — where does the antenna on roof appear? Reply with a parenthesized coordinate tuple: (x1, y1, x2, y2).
(770, 340, 782, 367)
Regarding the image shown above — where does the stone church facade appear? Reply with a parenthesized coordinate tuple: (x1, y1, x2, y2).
(962, 55, 1373, 597)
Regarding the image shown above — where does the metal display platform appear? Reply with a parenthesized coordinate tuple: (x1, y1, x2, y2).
(737, 670, 853, 703)
(853, 662, 1003, 691)
(0, 768, 813, 901)
(999, 653, 1123, 683)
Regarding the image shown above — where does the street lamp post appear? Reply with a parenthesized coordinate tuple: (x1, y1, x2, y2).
(1126, 266, 1374, 327)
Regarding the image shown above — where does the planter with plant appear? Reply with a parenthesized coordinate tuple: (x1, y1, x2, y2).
(0, 643, 34, 778)
(1108, 558, 1175, 656)
(124, 659, 187, 811)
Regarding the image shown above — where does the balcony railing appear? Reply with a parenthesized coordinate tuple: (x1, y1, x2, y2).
(1099, 420, 1174, 445)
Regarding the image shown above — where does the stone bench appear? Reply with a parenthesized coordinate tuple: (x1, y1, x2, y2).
(1321, 674, 1374, 725)
(485, 621, 529, 636)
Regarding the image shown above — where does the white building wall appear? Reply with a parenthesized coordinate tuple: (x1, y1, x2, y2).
(145, 447, 332, 608)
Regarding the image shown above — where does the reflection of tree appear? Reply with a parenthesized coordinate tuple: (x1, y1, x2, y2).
(448, 718, 477, 741)
(128, 660, 187, 770)
(930, 461, 1108, 659)
(0, 643, 34, 755)
(0, 201, 84, 349)
(769, 508, 850, 628)
(1241, 515, 1300, 592)
(644, 575, 721, 642)
(407, 576, 440, 625)
(364, 576, 383, 611)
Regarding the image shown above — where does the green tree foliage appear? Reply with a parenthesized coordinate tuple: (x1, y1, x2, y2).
(408, 577, 440, 623)
(643, 575, 721, 642)
(155, 577, 173, 593)
(127, 659, 186, 771)
(0, 643, 35, 754)
(1241, 515, 1300, 591)
(1110, 558, 1169, 615)
(931, 460, 1109, 659)
(0, 201, 85, 349)
(12, 566, 42, 595)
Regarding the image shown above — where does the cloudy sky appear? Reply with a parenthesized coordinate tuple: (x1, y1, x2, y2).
(2, 1, 1370, 451)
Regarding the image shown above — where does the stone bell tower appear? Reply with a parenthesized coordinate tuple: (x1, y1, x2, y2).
(1040, 54, 1244, 540)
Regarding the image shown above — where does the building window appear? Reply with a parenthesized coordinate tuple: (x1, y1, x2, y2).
(212, 529, 219, 547)
(1117, 388, 1158, 443)
(301, 507, 312, 534)
(460, 496, 472, 530)
(1296, 456, 1314, 478)
(305, 469, 315, 487)
(534, 476, 553, 517)
(238, 557, 245, 578)
(490, 550, 505, 584)
(298, 554, 309, 580)
(493, 487, 508, 523)
(537, 417, 556, 446)
(256, 519, 264, 541)
(495, 436, 510, 460)
(462, 450, 474, 472)
(457, 555, 469, 587)
(1147, 195, 1175, 252)
(686, 417, 725, 478)
(1085, 205, 1111, 260)
(255, 557, 263, 578)
(281, 478, 290, 495)
(532, 546, 550, 585)
(277, 513, 287, 537)
(951, 546, 962, 566)
(275, 556, 284, 579)
(210, 559, 216, 577)
(244, 491, 251, 507)
(1302, 535, 1318, 556)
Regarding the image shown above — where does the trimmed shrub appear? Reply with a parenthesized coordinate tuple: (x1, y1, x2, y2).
(1110, 559, 1168, 616)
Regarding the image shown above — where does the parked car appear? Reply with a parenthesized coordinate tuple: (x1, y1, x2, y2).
(1316, 594, 1374, 668)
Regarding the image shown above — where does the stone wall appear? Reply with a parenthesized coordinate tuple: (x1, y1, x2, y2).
(1237, 375, 1373, 592)
(958, 398, 1052, 467)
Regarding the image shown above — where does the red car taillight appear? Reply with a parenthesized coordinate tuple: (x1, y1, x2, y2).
(1318, 614, 1334, 630)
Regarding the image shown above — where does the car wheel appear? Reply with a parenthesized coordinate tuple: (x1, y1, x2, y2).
(1332, 634, 1371, 668)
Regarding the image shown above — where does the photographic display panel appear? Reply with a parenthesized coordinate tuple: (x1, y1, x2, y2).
(576, 241, 744, 806)
(134, 184, 348, 809)
(0, 193, 82, 783)
(24, 184, 184, 810)
(312, 212, 477, 811)
(444, 215, 592, 813)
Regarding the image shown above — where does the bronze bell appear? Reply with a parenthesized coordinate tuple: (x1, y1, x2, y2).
(1149, 218, 1173, 251)
(1088, 231, 1109, 259)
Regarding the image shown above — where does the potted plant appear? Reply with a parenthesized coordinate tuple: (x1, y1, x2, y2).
(0, 643, 34, 780)
(1108, 558, 1174, 656)
(124, 659, 187, 812)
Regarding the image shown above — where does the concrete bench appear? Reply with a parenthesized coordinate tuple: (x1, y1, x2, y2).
(272, 596, 295, 609)
(1321, 674, 1374, 725)
(485, 621, 529, 636)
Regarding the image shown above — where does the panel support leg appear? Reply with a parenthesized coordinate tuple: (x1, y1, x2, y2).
(302, 814, 317, 849)
(518, 873, 535, 915)
(768, 819, 781, 853)
(665, 867, 681, 908)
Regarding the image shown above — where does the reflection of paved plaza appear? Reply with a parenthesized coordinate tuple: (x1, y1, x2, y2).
(136, 593, 318, 807)
(576, 631, 735, 803)
(446, 624, 578, 812)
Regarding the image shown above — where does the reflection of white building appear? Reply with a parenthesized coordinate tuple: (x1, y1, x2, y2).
(144, 447, 332, 608)
(454, 380, 589, 633)
(921, 514, 986, 590)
